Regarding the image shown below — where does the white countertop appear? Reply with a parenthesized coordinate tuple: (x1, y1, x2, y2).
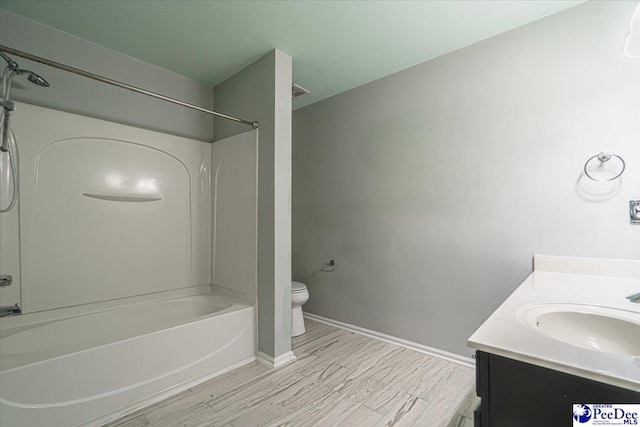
(468, 255, 640, 392)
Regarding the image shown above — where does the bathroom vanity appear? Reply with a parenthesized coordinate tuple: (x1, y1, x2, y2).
(474, 351, 639, 427)
(469, 256, 640, 427)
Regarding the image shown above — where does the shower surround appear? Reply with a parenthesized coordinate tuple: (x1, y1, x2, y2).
(0, 102, 258, 426)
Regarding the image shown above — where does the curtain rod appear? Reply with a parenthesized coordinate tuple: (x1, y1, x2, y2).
(0, 45, 259, 129)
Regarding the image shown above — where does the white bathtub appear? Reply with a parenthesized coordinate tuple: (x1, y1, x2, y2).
(0, 290, 255, 426)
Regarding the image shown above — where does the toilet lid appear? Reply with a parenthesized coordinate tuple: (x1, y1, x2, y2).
(292, 281, 307, 292)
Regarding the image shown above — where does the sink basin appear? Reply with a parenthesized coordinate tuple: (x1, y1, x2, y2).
(517, 304, 640, 356)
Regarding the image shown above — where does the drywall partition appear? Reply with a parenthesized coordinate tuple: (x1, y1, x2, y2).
(11, 102, 211, 312)
(292, 1, 640, 358)
(214, 50, 293, 362)
(211, 130, 258, 301)
(0, 10, 213, 141)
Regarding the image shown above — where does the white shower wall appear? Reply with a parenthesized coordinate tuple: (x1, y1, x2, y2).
(4, 102, 212, 312)
(1, 103, 260, 313)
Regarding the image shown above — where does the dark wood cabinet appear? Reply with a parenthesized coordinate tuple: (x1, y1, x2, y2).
(474, 351, 640, 427)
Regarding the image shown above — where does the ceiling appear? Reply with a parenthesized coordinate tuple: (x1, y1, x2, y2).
(0, 0, 585, 110)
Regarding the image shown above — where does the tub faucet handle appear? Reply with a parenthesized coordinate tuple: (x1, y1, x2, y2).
(0, 274, 12, 287)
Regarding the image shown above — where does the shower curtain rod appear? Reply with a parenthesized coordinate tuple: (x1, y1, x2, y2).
(0, 45, 259, 129)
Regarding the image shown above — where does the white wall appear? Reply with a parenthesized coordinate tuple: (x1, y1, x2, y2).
(214, 50, 293, 359)
(5, 102, 211, 312)
(292, 1, 640, 358)
(0, 10, 213, 141)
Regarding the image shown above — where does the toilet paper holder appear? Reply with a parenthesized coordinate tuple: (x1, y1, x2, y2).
(321, 259, 335, 272)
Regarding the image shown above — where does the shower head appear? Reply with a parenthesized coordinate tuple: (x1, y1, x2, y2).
(0, 52, 50, 87)
(1, 53, 48, 154)
(21, 70, 50, 87)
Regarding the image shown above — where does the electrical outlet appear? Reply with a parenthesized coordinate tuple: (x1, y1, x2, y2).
(630, 200, 640, 224)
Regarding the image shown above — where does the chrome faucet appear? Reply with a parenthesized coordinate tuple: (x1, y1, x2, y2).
(626, 292, 640, 303)
(0, 274, 22, 316)
(0, 303, 21, 317)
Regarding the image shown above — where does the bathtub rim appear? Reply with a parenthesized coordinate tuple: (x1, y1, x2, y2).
(0, 284, 236, 335)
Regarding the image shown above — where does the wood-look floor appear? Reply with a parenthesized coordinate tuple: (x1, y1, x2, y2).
(106, 319, 478, 427)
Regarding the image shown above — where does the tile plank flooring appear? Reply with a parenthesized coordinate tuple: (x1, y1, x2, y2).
(107, 319, 478, 427)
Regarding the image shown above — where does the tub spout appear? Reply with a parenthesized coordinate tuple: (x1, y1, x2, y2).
(0, 303, 21, 317)
(626, 292, 640, 303)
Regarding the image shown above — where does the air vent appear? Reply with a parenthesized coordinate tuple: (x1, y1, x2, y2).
(292, 84, 310, 98)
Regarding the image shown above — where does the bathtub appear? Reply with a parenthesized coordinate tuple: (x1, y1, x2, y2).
(0, 289, 255, 426)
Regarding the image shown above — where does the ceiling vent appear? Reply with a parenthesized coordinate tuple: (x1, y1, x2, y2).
(292, 84, 310, 98)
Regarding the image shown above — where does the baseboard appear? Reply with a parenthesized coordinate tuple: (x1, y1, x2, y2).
(257, 351, 296, 369)
(304, 313, 474, 368)
(88, 356, 256, 426)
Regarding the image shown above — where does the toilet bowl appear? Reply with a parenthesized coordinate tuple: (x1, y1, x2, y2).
(291, 281, 309, 337)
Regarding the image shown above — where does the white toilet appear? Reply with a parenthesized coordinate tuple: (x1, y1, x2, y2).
(291, 281, 309, 337)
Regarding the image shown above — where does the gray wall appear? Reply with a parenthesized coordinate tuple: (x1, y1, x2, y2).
(0, 10, 213, 141)
(292, 1, 640, 358)
(214, 49, 293, 360)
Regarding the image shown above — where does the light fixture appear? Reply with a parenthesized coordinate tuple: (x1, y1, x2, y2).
(624, 3, 640, 58)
